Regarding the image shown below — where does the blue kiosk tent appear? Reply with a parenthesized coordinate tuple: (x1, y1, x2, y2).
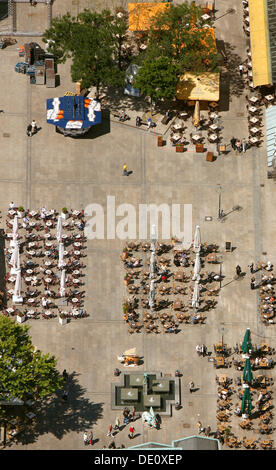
(46, 95, 101, 137)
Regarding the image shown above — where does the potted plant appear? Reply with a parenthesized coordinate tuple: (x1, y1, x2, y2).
(61, 207, 69, 220)
(17, 206, 25, 218)
(171, 235, 179, 246)
(176, 143, 184, 153)
(122, 301, 129, 314)
(59, 313, 68, 325)
(121, 248, 128, 261)
(16, 312, 25, 323)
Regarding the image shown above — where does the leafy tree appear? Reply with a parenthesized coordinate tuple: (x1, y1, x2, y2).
(42, 9, 128, 91)
(0, 317, 64, 422)
(134, 56, 180, 106)
(147, 2, 221, 73)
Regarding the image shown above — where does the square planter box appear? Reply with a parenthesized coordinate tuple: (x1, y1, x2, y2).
(196, 143, 204, 153)
(61, 212, 69, 220)
(59, 316, 68, 325)
(157, 136, 163, 147)
(16, 315, 25, 323)
(176, 144, 184, 153)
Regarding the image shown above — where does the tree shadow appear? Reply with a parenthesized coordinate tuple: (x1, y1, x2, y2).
(216, 40, 246, 111)
(15, 371, 104, 445)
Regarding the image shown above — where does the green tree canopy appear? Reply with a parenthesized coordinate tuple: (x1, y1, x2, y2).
(134, 55, 180, 103)
(0, 317, 63, 419)
(146, 1, 221, 73)
(42, 9, 128, 90)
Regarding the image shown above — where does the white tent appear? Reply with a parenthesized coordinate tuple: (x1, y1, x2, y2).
(56, 215, 63, 242)
(11, 215, 19, 246)
(192, 253, 201, 281)
(58, 242, 65, 268)
(192, 280, 200, 309)
(59, 269, 66, 297)
(12, 269, 23, 304)
(193, 225, 201, 253)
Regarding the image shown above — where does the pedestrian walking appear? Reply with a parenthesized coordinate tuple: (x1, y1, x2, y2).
(239, 64, 244, 77)
(128, 425, 135, 439)
(123, 407, 129, 425)
(250, 277, 256, 290)
(201, 344, 207, 357)
(83, 431, 89, 445)
(123, 164, 128, 176)
(196, 421, 205, 434)
(196, 344, 201, 356)
(230, 137, 237, 150)
(62, 369, 68, 381)
(189, 381, 194, 393)
(248, 262, 254, 274)
(205, 425, 211, 437)
(236, 265, 242, 276)
(31, 119, 37, 135)
(114, 417, 120, 430)
(235, 140, 242, 154)
(88, 431, 93, 445)
(242, 138, 247, 153)
(61, 390, 68, 402)
(26, 124, 32, 136)
(106, 424, 114, 437)
(130, 407, 136, 422)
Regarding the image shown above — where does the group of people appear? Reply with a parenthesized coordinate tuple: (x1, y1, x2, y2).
(230, 137, 247, 154)
(196, 344, 208, 357)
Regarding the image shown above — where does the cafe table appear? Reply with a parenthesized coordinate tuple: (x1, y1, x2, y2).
(29, 222, 36, 227)
(249, 136, 259, 144)
(215, 357, 225, 367)
(74, 242, 81, 247)
(46, 221, 53, 227)
(209, 112, 218, 119)
(44, 233, 51, 238)
(27, 250, 36, 256)
(74, 250, 81, 256)
(250, 126, 261, 134)
(265, 94, 274, 101)
(121, 388, 138, 401)
(44, 261, 52, 266)
(248, 106, 257, 113)
(249, 116, 259, 124)
(218, 374, 228, 384)
(209, 123, 218, 131)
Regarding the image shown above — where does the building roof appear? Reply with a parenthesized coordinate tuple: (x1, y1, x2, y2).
(265, 105, 276, 167)
(127, 436, 221, 450)
(249, 0, 272, 87)
(176, 72, 220, 101)
(128, 2, 170, 31)
(172, 435, 220, 450)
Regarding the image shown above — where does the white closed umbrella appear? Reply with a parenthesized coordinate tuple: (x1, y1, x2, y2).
(193, 225, 201, 253)
(192, 253, 201, 280)
(58, 242, 65, 268)
(12, 269, 23, 303)
(57, 215, 62, 242)
(149, 279, 155, 308)
(150, 251, 156, 277)
(12, 215, 18, 242)
(60, 269, 66, 297)
(150, 224, 157, 252)
(10, 242, 20, 273)
(192, 280, 200, 309)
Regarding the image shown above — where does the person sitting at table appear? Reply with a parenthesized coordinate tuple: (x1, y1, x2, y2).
(234, 405, 241, 416)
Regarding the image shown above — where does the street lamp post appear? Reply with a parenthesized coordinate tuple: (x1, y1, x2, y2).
(216, 184, 224, 220)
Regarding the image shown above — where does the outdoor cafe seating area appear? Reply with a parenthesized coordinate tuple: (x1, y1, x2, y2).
(212, 334, 275, 449)
(121, 233, 222, 334)
(1, 205, 88, 322)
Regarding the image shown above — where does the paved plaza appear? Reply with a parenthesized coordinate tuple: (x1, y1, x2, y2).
(0, 0, 276, 450)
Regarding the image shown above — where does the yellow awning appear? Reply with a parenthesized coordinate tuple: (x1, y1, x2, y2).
(176, 72, 220, 101)
(128, 2, 170, 31)
(249, 0, 271, 87)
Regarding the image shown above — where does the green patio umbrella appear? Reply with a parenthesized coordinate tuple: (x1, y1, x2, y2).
(241, 328, 252, 354)
(243, 358, 254, 384)
(241, 386, 252, 415)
